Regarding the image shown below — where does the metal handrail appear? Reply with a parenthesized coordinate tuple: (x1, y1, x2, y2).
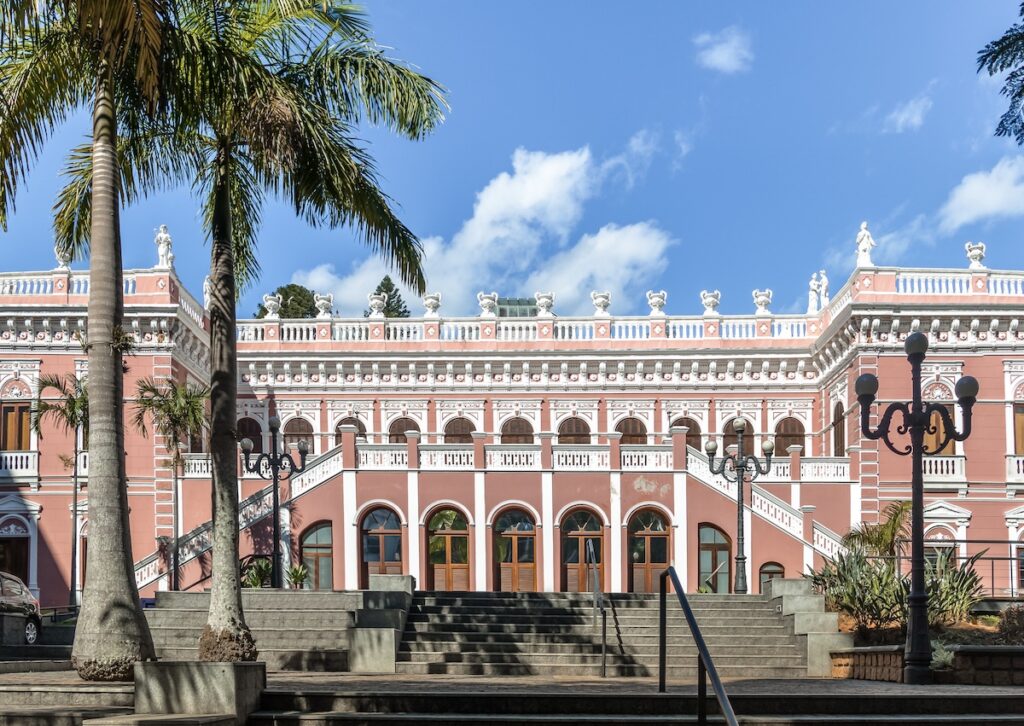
(658, 567, 737, 726)
(585, 538, 607, 678)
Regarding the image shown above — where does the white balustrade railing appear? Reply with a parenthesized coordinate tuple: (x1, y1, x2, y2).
(70, 274, 89, 295)
(181, 454, 212, 478)
(236, 323, 265, 342)
(612, 320, 650, 339)
(553, 445, 609, 470)
(1007, 455, 1024, 483)
(420, 445, 475, 470)
(0, 275, 53, 296)
(333, 321, 370, 341)
(439, 320, 481, 341)
(290, 446, 344, 497)
(620, 445, 672, 470)
(922, 455, 966, 483)
(358, 444, 408, 470)
(757, 459, 791, 482)
(771, 319, 809, 338)
(666, 318, 704, 340)
(77, 451, 89, 477)
(826, 286, 853, 318)
(801, 458, 851, 481)
(989, 274, 1024, 296)
(812, 522, 846, 559)
(385, 322, 424, 341)
(0, 451, 38, 477)
(281, 322, 318, 342)
(497, 320, 537, 341)
(685, 447, 737, 499)
(751, 486, 802, 538)
(895, 271, 972, 295)
(720, 319, 758, 339)
(485, 445, 540, 470)
(178, 291, 205, 328)
(554, 320, 596, 340)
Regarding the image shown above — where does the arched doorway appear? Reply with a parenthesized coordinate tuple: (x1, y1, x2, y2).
(360, 507, 403, 588)
(670, 417, 702, 452)
(561, 509, 603, 592)
(0, 515, 29, 583)
(388, 417, 420, 444)
(334, 417, 367, 445)
(758, 562, 784, 594)
(493, 509, 536, 592)
(722, 419, 753, 455)
(557, 417, 591, 444)
(628, 509, 669, 593)
(443, 418, 475, 444)
(774, 417, 806, 454)
(237, 417, 263, 453)
(427, 508, 470, 591)
(500, 417, 534, 444)
(615, 417, 647, 445)
(698, 524, 731, 593)
(300, 522, 333, 590)
(283, 417, 313, 451)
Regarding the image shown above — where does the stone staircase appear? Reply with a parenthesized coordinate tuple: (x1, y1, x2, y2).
(395, 590, 810, 679)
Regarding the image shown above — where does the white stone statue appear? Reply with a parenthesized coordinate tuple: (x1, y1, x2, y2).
(855, 221, 876, 268)
(753, 288, 773, 316)
(262, 292, 283, 319)
(154, 224, 174, 269)
(700, 289, 721, 316)
(819, 269, 830, 306)
(367, 291, 388, 318)
(590, 291, 612, 317)
(534, 291, 555, 317)
(314, 292, 334, 319)
(965, 241, 986, 270)
(202, 275, 212, 311)
(806, 272, 820, 315)
(477, 291, 498, 318)
(422, 292, 441, 318)
(54, 242, 72, 271)
(646, 289, 668, 316)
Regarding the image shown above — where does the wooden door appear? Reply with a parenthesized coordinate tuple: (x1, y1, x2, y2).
(561, 510, 603, 593)
(628, 510, 669, 593)
(494, 509, 536, 592)
(360, 508, 403, 588)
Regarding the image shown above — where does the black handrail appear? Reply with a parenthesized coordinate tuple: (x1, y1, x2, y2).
(585, 538, 607, 678)
(658, 567, 737, 726)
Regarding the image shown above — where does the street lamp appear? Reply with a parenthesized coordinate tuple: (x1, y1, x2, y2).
(704, 418, 775, 594)
(855, 331, 978, 685)
(240, 415, 309, 588)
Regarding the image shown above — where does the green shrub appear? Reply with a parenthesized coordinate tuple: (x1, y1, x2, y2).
(925, 549, 986, 627)
(287, 563, 309, 589)
(931, 641, 954, 669)
(241, 557, 272, 588)
(999, 605, 1024, 644)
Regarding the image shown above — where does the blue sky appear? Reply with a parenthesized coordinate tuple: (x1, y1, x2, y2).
(4, 2, 1024, 317)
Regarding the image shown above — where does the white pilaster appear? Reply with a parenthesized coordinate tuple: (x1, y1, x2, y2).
(1006, 402, 1015, 456)
(1008, 521, 1020, 594)
(673, 472, 687, 585)
(28, 516, 38, 596)
(791, 482, 801, 510)
(743, 506, 752, 591)
(542, 471, 554, 591)
(281, 507, 292, 573)
(850, 480, 862, 530)
(342, 470, 357, 589)
(407, 470, 420, 584)
(610, 472, 622, 592)
(474, 471, 487, 591)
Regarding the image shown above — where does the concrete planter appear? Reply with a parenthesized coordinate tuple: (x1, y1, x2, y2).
(134, 661, 265, 721)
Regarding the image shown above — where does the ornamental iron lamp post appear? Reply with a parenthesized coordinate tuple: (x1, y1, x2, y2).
(240, 414, 309, 589)
(704, 418, 775, 594)
(855, 331, 978, 685)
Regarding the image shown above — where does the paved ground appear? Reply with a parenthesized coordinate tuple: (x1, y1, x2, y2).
(0, 669, 1021, 696)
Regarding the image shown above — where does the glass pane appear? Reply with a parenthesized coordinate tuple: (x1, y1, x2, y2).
(584, 537, 601, 563)
(451, 536, 468, 564)
(715, 570, 729, 594)
(650, 536, 668, 563)
(699, 550, 711, 576)
(517, 536, 535, 563)
(318, 559, 333, 590)
(629, 536, 646, 563)
(496, 536, 512, 563)
(563, 537, 580, 564)
(362, 535, 380, 563)
(383, 535, 402, 562)
(496, 510, 534, 532)
(428, 536, 446, 564)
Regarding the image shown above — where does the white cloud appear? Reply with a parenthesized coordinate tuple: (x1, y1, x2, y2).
(602, 129, 659, 188)
(938, 155, 1024, 234)
(293, 140, 676, 316)
(884, 94, 933, 133)
(672, 129, 694, 171)
(693, 27, 753, 74)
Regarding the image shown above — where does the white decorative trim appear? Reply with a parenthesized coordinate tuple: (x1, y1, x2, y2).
(419, 499, 475, 527)
(485, 500, 542, 527)
(554, 500, 611, 527)
(353, 499, 408, 526)
(621, 500, 676, 527)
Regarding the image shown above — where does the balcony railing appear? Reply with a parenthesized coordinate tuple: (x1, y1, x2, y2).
(553, 445, 610, 470)
(420, 445, 474, 470)
(485, 445, 540, 471)
(357, 444, 408, 470)
(922, 455, 966, 484)
(620, 445, 672, 471)
(1007, 455, 1024, 483)
(0, 450, 38, 478)
(801, 458, 851, 481)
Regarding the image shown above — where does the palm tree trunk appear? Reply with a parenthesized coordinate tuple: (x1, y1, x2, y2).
(70, 436, 78, 608)
(198, 141, 256, 661)
(71, 62, 155, 681)
(171, 459, 179, 591)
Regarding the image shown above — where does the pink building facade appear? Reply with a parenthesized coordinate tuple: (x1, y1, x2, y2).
(2, 233, 1024, 606)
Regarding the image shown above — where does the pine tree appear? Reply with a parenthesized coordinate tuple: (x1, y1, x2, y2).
(364, 275, 411, 318)
(255, 284, 317, 318)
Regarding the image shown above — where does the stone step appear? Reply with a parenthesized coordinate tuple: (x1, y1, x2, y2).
(402, 621, 791, 635)
(397, 640, 802, 656)
(0, 644, 74, 659)
(404, 613, 782, 627)
(153, 646, 347, 671)
(144, 610, 354, 628)
(154, 591, 368, 610)
(411, 595, 769, 607)
(0, 705, 132, 726)
(393, 652, 806, 668)
(408, 603, 778, 615)
(147, 627, 348, 648)
(401, 630, 800, 645)
(247, 714, 1024, 726)
(82, 715, 234, 726)
(392, 662, 809, 677)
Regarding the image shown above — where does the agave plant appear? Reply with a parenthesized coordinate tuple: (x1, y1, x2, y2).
(286, 564, 309, 590)
(241, 558, 272, 589)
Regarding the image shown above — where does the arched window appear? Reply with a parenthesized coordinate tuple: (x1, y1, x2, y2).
(360, 507, 403, 587)
(670, 417, 702, 452)
(615, 417, 647, 445)
(500, 417, 534, 444)
(334, 417, 367, 446)
(388, 417, 420, 444)
(561, 509, 604, 592)
(557, 417, 591, 444)
(774, 417, 806, 455)
(924, 405, 955, 455)
(698, 524, 731, 594)
(833, 403, 846, 457)
(758, 562, 785, 594)
(300, 523, 333, 590)
(628, 509, 669, 593)
(282, 418, 312, 451)
(0, 400, 30, 452)
(494, 509, 536, 592)
(443, 418, 475, 444)
(722, 419, 753, 455)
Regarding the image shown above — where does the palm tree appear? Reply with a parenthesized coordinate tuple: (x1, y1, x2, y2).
(50, 0, 445, 661)
(132, 378, 209, 592)
(0, 0, 167, 680)
(843, 501, 911, 557)
(979, 5, 1024, 144)
(32, 373, 88, 608)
